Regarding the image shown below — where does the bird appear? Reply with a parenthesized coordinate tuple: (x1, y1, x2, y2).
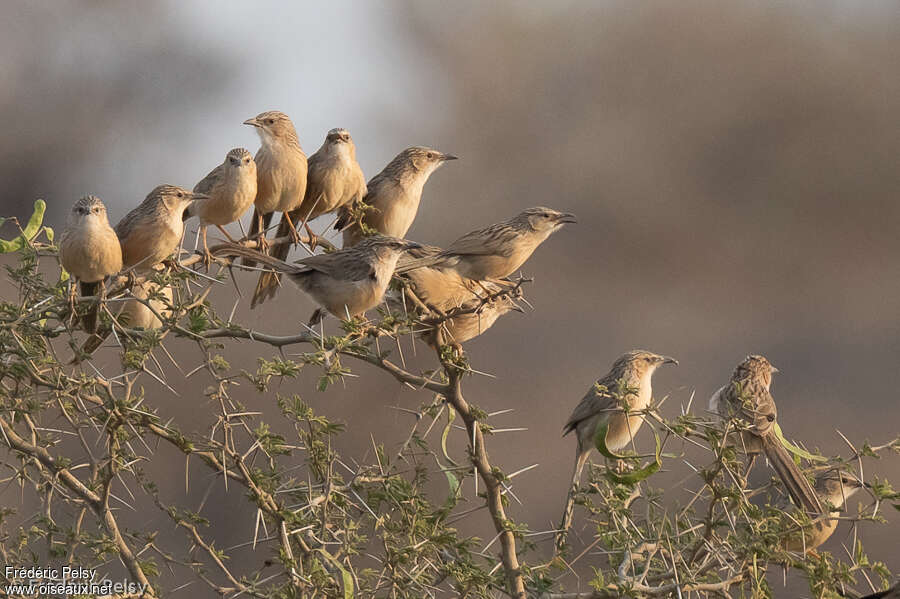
(213, 235, 421, 322)
(404, 207, 576, 284)
(186, 147, 257, 262)
(335, 146, 457, 247)
(557, 350, 678, 550)
(115, 185, 205, 272)
(252, 128, 367, 306)
(76, 279, 172, 360)
(58, 195, 123, 333)
(243, 111, 307, 264)
(416, 291, 522, 349)
(709, 355, 823, 516)
(780, 469, 866, 554)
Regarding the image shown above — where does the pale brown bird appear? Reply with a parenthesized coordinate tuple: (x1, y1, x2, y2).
(417, 293, 522, 348)
(781, 470, 866, 554)
(243, 111, 307, 263)
(709, 355, 823, 515)
(59, 196, 123, 333)
(407, 207, 576, 283)
(557, 350, 677, 549)
(186, 147, 257, 261)
(115, 185, 205, 272)
(77, 279, 173, 359)
(396, 244, 484, 310)
(253, 128, 367, 306)
(336, 146, 456, 247)
(214, 235, 421, 321)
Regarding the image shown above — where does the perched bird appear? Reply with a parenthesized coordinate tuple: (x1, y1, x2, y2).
(416, 292, 522, 349)
(407, 207, 576, 283)
(243, 111, 307, 264)
(253, 128, 367, 306)
(59, 196, 123, 333)
(336, 146, 456, 247)
(557, 350, 678, 549)
(709, 355, 823, 515)
(213, 235, 421, 321)
(76, 279, 173, 360)
(186, 148, 257, 261)
(781, 470, 866, 554)
(396, 244, 485, 310)
(115, 185, 205, 272)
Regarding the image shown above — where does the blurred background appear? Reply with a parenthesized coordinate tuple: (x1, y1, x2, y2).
(1, 0, 898, 596)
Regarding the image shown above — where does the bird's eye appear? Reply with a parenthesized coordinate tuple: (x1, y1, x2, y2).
(244, 158, 250, 164)
(426, 152, 435, 159)
(177, 191, 184, 198)
(266, 119, 275, 125)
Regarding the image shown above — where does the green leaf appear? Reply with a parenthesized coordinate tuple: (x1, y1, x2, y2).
(319, 550, 354, 599)
(444, 470, 461, 504)
(773, 422, 827, 462)
(893, 503, 900, 512)
(601, 430, 663, 485)
(0, 199, 46, 253)
(593, 420, 626, 459)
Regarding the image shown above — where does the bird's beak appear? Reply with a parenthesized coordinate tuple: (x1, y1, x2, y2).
(440, 153, 458, 161)
(660, 355, 679, 365)
(190, 192, 210, 201)
(557, 212, 577, 224)
(771, 366, 780, 374)
(862, 480, 873, 489)
(404, 240, 423, 250)
(243, 118, 260, 128)
(509, 303, 525, 314)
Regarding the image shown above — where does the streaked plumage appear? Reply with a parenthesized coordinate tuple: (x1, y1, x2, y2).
(781, 470, 864, 553)
(710, 355, 822, 515)
(253, 128, 367, 306)
(407, 207, 576, 281)
(115, 185, 202, 271)
(336, 146, 456, 247)
(59, 195, 123, 332)
(214, 236, 420, 319)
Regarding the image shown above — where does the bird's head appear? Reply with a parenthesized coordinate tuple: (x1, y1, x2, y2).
(815, 470, 867, 511)
(69, 195, 109, 225)
(609, 350, 679, 385)
(517, 207, 577, 234)
(397, 146, 457, 176)
(243, 111, 299, 144)
(225, 147, 255, 172)
(733, 355, 779, 389)
(149, 185, 207, 215)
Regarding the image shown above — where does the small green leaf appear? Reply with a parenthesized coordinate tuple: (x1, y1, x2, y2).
(444, 470, 461, 505)
(601, 430, 662, 485)
(593, 420, 626, 459)
(893, 503, 900, 512)
(0, 199, 46, 253)
(773, 422, 827, 462)
(441, 408, 459, 466)
(44, 226, 54, 242)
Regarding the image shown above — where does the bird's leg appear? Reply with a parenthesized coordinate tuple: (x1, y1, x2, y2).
(256, 213, 270, 253)
(67, 280, 78, 327)
(743, 454, 758, 480)
(200, 226, 213, 268)
(282, 211, 302, 245)
(304, 221, 318, 251)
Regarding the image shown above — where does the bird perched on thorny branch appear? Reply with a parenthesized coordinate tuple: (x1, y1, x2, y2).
(403, 207, 575, 285)
(243, 110, 307, 265)
(556, 350, 677, 550)
(709, 355, 823, 516)
(186, 147, 257, 264)
(214, 235, 421, 324)
(253, 127, 367, 307)
(59, 195, 123, 333)
(115, 185, 204, 272)
(336, 146, 456, 247)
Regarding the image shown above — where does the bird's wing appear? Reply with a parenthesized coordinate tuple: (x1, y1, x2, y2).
(296, 252, 374, 281)
(445, 223, 517, 257)
(563, 385, 620, 435)
(193, 163, 224, 196)
(335, 170, 383, 231)
(708, 384, 727, 415)
(747, 388, 777, 437)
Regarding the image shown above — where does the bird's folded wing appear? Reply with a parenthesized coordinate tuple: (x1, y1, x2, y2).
(193, 163, 224, 196)
(563, 388, 618, 435)
(296, 253, 373, 281)
(445, 224, 517, 257)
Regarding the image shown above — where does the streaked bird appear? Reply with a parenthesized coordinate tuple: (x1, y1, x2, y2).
(406, 207, 576, 283)
(115, 185, 204, 272)
(213, 236, 421, 321)
(59, 195, 123, 333)
(557, 350, 677, 550)
(186, 147, 257, 261)
(253, 128, 367, 306)
(709, 355, 823, 516)
(336, 146, 456, 247)
(243, 110, 307, 265)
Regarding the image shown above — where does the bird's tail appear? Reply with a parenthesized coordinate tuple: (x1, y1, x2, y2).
(762, 434, 822, 515)
(212, 242, 302, 276)
(244, 209, 273, 267)
(251, 211, 297, 307)
(80, 281, 100, 334)
(555, 450, 589, 552)
(71, 328, 111, 364)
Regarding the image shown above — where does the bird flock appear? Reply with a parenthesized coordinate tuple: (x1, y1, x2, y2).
(57, 109, 873, 560)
